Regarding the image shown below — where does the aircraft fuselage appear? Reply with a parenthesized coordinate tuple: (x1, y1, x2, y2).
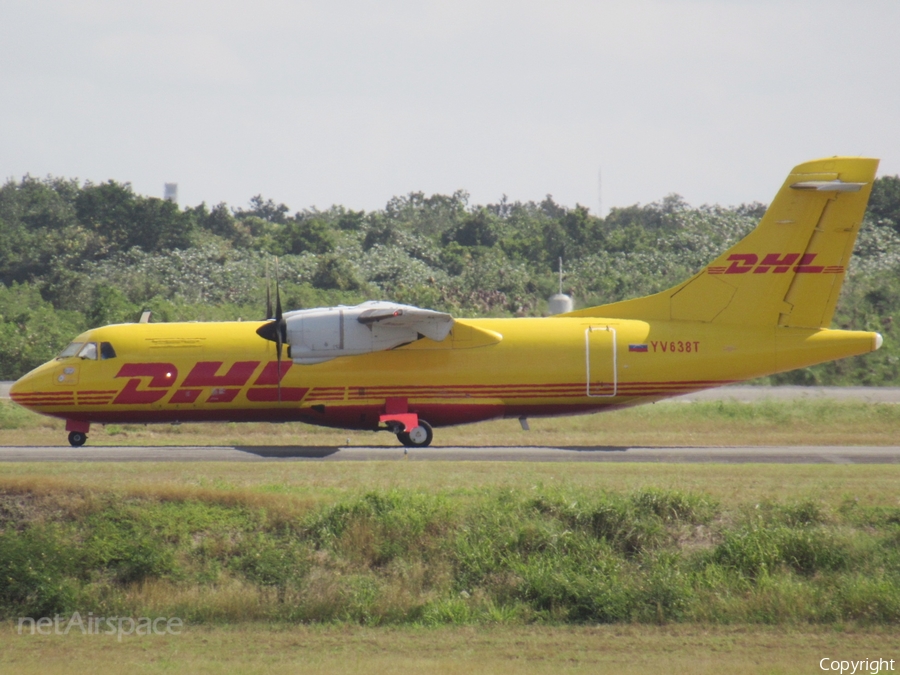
(9, 316, 878, 432)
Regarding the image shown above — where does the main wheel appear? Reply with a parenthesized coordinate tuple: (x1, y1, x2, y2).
(68, 431, 87, 447)
(397, 420, 433, 448)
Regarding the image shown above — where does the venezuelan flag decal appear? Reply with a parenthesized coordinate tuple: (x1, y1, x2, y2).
(628, 344, 649, 353)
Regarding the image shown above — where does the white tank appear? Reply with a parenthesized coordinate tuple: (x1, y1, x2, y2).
(548, 293, 573, 315)
(548, 257, 573, 315)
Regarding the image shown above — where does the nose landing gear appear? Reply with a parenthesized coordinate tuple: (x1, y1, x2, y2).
(65, 420, 90, 447)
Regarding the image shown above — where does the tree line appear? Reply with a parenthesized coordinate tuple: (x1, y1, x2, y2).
(1, 174, 898, 384)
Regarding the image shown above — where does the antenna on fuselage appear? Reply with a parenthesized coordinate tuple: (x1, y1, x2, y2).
(558, 257, 564, 295)
(139, 311, 151, 323)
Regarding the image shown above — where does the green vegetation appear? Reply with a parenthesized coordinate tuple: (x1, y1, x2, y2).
(1, 474, 899, 626)
(1, 175, 898, 383)
(2, 624, 892, 675)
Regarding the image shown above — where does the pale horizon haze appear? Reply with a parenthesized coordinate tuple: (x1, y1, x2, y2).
(2, 1, 898, 215)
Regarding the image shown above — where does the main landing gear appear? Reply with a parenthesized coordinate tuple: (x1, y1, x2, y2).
(68, 431, 87, 447)
(378, 400, 433, 448)
(384, 419, 434, 448)
(397, 420, 433, 448)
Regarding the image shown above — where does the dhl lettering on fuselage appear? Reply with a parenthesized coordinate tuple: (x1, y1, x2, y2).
(707, 253, 845, 275)
(111, 361, 308, 405)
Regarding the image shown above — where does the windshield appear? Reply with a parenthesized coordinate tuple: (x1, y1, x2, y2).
(78, 342, 98, 360)
(57, 342, 84, 359)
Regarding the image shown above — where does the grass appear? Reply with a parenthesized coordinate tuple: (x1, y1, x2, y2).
(1, 397, 900, 447)
(1, 462, 898, 672)
(2, 623, 896, 674)
(1, 461, 899, 508)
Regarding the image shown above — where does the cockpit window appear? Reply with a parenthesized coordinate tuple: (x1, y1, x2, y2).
(57, 342, 84, 359)
(77, 342, 98, 360)
(100, 342, 117, 360)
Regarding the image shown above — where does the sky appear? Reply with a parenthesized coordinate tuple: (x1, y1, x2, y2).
(2, 0, 899, 215)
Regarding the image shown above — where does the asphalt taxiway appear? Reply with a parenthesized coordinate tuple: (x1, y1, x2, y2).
(0, 445, 898, 463)
(3, 385, 897, 463)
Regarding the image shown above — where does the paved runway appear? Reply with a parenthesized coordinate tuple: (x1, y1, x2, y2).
(675, 385, 900, 403)
(1, 445, 898, 463)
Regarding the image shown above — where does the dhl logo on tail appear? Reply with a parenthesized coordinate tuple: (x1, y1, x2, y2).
(708, 253, 844, 275)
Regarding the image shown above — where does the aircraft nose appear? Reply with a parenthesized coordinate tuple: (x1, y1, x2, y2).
(9, 371, 37, 406)
(8, 373, 31, 408)
(8, 363, 60, 410)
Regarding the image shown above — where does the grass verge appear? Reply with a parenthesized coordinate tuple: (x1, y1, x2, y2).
(1, 467, 899, 626)
(2, 624, 896, 675)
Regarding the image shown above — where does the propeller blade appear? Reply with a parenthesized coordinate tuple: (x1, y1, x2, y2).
(255, 262, 287, 344)
(274, 257, 283, 403)
(274, 257, 283, 324)
(276, 328, 283, 403)
(265, 260, 273, 320)
(255, 257, 287, 403)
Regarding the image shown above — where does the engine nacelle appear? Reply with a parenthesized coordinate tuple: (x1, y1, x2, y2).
(284, 301, 454, 364)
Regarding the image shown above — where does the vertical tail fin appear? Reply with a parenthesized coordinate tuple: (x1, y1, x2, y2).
(566, 157, 879, 328)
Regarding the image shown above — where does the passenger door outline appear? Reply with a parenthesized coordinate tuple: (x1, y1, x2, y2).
(585, 326, 617, 397)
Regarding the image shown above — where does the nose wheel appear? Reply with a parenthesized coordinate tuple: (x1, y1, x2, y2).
(68, 431, 87, 447)
(397, 420, 433, 448)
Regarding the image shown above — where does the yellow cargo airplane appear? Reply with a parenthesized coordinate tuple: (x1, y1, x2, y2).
(9, 157, 884, 448)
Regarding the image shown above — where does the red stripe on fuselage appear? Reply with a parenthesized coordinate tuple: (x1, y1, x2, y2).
(246, 387, 308, 402)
